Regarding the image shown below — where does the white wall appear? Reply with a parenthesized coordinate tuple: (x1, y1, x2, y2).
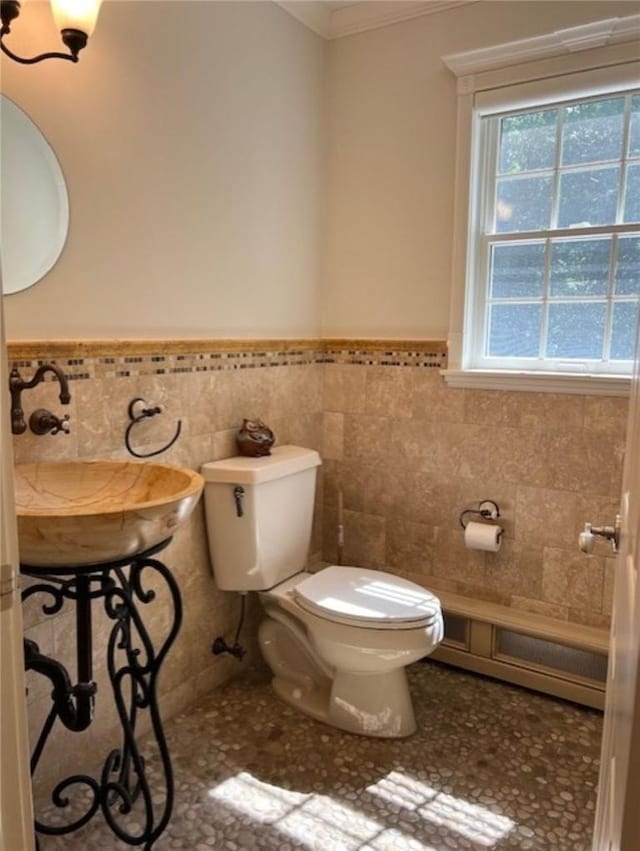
(2, 1, 325, 339)
(321, 0, 637, 339)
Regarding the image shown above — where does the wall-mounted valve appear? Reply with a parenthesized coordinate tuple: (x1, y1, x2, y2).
(578, 515, 622, 554)
(29, 408, 71, 435)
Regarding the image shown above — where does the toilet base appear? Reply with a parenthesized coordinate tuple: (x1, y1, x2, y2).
(328, 668, 417, 737)
(261, 614, 418, 738)
(272, 667, 416, 738)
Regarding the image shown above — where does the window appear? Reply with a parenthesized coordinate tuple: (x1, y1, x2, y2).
(442, 21, 640, 393)
(468, 89, 640, 375)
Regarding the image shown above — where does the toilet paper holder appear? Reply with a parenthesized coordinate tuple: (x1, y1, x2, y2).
(459, 500, 500, 530)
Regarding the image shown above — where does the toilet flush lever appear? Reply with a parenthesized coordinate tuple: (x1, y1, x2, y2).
(233, 486, 245, 518)
(578, 515, 622, 554)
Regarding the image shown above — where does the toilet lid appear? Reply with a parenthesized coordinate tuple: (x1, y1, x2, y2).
(294, 565, 441, 629)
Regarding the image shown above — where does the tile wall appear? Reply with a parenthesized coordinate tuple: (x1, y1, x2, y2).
(11, 342, 324, 801)
(9, 338, 627, 800)
(321, 361, 627, 630)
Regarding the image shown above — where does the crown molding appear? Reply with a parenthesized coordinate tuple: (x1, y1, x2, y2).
(442, 13, 640, 76)
(277, 1, 333, 38)
(276, 1, 473, 40)
(329, 1, 471, 39)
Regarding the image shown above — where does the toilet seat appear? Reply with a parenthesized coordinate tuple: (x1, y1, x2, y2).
(293, 565, 441, 630)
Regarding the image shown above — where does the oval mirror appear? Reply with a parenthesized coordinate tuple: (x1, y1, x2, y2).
(1, 95, 69, 295)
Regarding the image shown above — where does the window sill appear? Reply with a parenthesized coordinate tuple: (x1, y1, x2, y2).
(441, 369, 631, 396)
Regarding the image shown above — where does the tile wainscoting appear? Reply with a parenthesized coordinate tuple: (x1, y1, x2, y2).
(9, 338, 326, 801)
(7, 337, 625, 793)
(321, 359, 625, 630)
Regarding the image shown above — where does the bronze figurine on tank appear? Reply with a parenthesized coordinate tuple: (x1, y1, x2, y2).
(236, 418, 275, 457)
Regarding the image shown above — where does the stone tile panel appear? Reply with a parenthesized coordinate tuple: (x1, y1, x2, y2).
(515, 486, 577, 549)
(542, 547, 605, 613)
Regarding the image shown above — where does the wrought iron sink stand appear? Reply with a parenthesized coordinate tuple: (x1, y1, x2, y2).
(21, 538, 180, 850)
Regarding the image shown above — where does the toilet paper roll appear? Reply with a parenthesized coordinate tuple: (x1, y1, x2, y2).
(464, 521, 503, 552)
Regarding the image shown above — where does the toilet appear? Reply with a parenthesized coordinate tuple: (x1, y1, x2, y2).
(201, 445, 443, 738)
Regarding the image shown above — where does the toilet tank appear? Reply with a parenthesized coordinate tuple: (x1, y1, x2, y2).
(201, 445, 321, 591)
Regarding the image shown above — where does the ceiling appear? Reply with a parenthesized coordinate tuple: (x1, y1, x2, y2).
(322, 2, 359, 10)
(277, 1, 472, 40)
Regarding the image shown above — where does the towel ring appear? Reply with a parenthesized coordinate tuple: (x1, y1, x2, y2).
(125, 397, 182, 459)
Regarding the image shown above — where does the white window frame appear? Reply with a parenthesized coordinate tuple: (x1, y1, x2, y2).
(441, 16, 640, 396)
(471, 85, 639, 375)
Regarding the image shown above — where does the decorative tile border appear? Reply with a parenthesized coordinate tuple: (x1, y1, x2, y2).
(7, 338, 448, 381)
(8, 341, 322, 382)
(323, 339, 447, 368)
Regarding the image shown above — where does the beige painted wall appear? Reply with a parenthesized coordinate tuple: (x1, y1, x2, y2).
(3, 1, 636, 342)
(2, 1, 324, 340)
(322, 0, 638, 339)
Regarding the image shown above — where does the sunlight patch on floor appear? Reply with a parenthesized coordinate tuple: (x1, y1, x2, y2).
(366, 771, 515, 847)
(208, 771, 441, 849)
(208, 769, 514, 849)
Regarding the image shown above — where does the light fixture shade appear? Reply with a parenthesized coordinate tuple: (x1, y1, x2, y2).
(51, 0, 102, 37)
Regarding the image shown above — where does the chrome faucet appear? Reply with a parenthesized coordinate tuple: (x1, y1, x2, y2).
(9, 363, 71, 435)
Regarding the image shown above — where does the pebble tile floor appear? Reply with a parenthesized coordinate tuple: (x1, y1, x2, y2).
(38, 662, 602, 850)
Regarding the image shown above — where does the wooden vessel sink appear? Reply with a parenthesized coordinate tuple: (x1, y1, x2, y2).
(14, 460, 204, 567)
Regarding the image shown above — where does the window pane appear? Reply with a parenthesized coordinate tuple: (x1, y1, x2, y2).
(610, 302, 639, 360)
(616, 236, 640, 296)
(546, 303, 606, 359)
(557, 167, 619, 228)
(488, 304, 541, 357)
(550, 238, 610, 297)
(495, 176, 552, 233)
(562, 97, 625, 165)
(630, 94, 640, 157)
(623, 163, 640, 223)
(479, 92, 639, 373)
(490, 243, 545, 298)
(499, 109, 556, 174)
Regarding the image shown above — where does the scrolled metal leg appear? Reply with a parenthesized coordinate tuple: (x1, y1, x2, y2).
(21, 541, 181, 849)
(100, 555, 182, 847)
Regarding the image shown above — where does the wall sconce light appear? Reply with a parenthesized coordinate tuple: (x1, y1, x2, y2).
(1, 0, 102, 64)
